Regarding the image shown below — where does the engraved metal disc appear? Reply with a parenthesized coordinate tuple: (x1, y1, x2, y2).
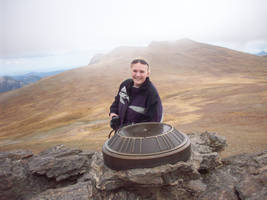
(102, 122, 191, 170)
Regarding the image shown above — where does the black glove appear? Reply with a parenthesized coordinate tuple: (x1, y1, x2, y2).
(110, 116, 120, 130)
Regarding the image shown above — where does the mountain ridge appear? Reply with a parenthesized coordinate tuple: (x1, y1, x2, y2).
(0, 76, 25, 93)
(0, 70, 66, 93)
(0, 39, 267, 157)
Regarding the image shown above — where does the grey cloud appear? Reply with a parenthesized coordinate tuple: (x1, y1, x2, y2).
(2, 0, 267, 58)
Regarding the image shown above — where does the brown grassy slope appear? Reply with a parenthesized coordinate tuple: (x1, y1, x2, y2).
(0, 39, 267, 156)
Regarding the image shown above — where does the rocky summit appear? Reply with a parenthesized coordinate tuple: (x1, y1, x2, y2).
(0, 132, 266, 200)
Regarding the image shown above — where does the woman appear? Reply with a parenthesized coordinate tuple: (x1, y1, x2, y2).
(109, 59, 163, 130)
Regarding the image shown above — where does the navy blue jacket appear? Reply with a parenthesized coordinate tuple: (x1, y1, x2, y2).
(110, 78, 163, 127)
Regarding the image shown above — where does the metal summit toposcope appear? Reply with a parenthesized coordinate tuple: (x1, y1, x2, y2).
(102, 122, 191, 170)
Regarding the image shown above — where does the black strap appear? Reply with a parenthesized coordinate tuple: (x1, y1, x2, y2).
(108, 129, 115, 138)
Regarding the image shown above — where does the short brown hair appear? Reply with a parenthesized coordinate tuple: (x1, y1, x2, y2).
(131, 59, 149, 71)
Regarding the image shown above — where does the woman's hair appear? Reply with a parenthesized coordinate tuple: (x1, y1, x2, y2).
(131, 59, 149, 71)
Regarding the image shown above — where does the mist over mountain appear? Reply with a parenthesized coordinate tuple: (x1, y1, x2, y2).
(0, 39, 267, 157)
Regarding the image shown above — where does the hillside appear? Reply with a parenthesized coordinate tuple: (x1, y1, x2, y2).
(0, 39, 267, 157)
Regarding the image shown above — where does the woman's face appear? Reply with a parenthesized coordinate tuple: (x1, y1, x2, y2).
(131, 62, 150, 87)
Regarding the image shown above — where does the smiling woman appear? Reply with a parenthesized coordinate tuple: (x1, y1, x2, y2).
(109, 59, 163, 129)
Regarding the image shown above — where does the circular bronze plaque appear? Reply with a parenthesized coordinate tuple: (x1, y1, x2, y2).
(102, 122, 191, 170)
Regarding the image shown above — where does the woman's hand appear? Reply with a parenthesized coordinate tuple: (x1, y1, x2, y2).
(109, 113, 118, 119)
(109, 113, 120, 130)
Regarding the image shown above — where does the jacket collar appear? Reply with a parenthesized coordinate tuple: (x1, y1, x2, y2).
(129, 77, 150, 90)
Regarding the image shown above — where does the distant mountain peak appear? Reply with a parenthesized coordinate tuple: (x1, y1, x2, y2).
(0, 70, 65, 93)
(256, 51, 267, 56)
(0, 76, 25, 93)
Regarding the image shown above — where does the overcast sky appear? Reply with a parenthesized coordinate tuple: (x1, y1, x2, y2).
(1, 0, 267, 75)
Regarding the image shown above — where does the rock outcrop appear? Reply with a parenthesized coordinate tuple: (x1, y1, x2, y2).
(0, 132, 266, 200)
